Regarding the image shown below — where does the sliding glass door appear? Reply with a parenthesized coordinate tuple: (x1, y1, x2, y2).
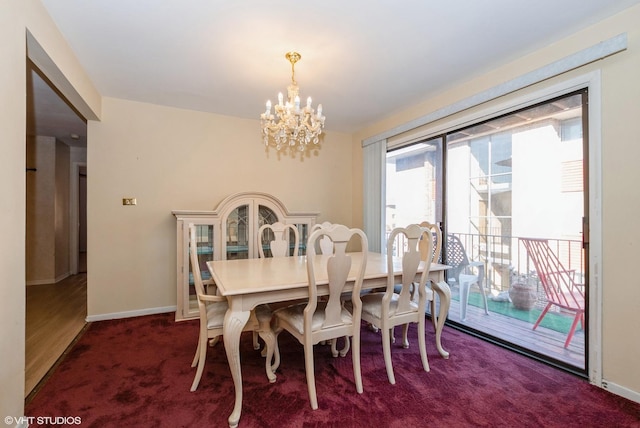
(385, 90, 588, 374)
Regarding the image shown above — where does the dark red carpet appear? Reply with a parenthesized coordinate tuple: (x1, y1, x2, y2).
(26, 313, 640, 427)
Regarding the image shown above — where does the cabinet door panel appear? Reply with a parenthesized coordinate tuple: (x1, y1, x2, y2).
(226, 204, 250, 259)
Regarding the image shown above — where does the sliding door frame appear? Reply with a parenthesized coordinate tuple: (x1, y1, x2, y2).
(368, 71, 603, 386)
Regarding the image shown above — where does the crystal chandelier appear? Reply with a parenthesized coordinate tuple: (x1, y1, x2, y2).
(260, 52, 325, 151)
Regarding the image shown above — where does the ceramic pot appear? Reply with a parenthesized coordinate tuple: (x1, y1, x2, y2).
(509, 283, 537, 310)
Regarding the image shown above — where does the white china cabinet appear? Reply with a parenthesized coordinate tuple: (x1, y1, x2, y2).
(172, 192, 318, 321)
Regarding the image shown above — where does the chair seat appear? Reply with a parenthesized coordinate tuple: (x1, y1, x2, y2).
(205, 301, 229, 329)
(274, 302, 353, 335)
(361, 292, 419, 320)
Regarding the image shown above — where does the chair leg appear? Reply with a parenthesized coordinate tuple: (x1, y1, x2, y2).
(331, 336, 351, 357)
(430, 298, 438, 331)
(303, 340, 318, 410)
(402, 324, 410, 349)
(190, 332, 208, 392)
(258, 329, 277, 383)
(533, 302, 553, 330)
(252, 331, 260, 350)
(417, 318, 430, 372)
(460, 280, 470, 321)
(479, 282, 489, 315)
(352, 333, 363, 394)
(191, 338, 200, 368)
(381, 324, 395, 385)
(564, 312, 583, 348)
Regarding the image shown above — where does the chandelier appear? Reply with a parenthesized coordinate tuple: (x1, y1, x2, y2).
(260, 52, 325, 151)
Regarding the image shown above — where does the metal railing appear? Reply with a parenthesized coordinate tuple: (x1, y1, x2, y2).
(450, 232, 584, 309)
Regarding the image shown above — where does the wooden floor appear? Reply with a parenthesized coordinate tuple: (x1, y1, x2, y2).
(442, 290, 585, 370)
(25, 273, 87, 398)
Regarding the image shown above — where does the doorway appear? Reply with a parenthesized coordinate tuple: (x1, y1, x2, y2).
(25, 61, 89, 398)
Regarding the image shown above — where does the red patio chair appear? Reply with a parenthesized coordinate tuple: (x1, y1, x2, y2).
(520, 238, 585, 348)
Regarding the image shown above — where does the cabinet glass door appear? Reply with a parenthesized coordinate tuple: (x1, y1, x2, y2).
(226, 204, 249, 259)
(187, 224, 214, 316)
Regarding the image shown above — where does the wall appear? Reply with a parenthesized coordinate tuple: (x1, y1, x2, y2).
(26, 137, 71, 284)
(86, 97, 353, 318)
(26, 136, 56, 283)
(352, 5, 640, 400)
(1, 0, 101, 420)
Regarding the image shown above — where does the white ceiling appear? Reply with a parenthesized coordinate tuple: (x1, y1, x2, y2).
(32, 0, 640, 147)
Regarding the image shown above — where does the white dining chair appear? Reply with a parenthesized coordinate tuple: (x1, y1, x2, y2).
(361, 224, 433, 385)
(188, 224, 277, 391)
(273, 224, 368, 410)
(258, 222, 300, 258)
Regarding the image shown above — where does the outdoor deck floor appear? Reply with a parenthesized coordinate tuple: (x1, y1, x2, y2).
(439, 290, 585, 370)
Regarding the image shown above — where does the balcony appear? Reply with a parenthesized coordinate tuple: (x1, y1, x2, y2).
(438, 233, 585, 369)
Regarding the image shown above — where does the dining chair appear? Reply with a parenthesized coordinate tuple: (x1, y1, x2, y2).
(398, 220, 442, 346)
(310, 222, 351, 357)
(258, 222, 300, 258)
(361, 224, 433, 385)
(188, 224, 277, 391)
(310, 221, 334, 255)
(253, 221, 300, 368)
(273, 224, 368, 410)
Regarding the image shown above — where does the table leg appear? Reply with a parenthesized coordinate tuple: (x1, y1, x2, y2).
(431, 281, 451, 359)
(223, 306, 251, 428)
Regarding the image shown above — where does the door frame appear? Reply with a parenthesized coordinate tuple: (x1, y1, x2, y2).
(70, 161, 87, 275)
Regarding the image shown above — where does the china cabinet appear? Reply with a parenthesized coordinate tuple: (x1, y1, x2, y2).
(172, 192, 318, 321)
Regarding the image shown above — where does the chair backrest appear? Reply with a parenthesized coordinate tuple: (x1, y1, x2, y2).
(306, 224, 368, 332)
(257, 222, 300, 258)
(418, 221, 442, 264)
(386, 224, 433, 314)
(445, 234, 472, 280)
(188, 224, 208, 308)
(310, 221, 334, 255)
(520, 238, 584, 311)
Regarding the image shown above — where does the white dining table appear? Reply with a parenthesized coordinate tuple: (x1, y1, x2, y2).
(207, 252, 451, 428)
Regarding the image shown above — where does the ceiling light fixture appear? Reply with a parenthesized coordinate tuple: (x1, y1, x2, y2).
(260, 52, 325, 152)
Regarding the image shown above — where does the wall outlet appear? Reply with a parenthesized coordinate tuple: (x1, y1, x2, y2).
(122, 198, 137, 206)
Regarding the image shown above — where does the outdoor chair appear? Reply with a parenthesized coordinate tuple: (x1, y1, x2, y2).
(446, 234, 488, 321)
(520, 237, 585, 348)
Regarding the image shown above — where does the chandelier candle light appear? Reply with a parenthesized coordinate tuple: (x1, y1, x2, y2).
(260, 52, 326, 151)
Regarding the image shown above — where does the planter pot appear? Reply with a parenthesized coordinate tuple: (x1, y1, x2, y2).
(509, 283, 537, 310)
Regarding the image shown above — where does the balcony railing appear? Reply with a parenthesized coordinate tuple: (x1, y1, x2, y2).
(449, 232, 584, 310)
(387, 230, 584, 309)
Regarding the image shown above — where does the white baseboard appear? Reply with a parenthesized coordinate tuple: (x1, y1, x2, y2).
(601, 379, 640, 404)
(26, 271, 71, 286)
(86, 305, 176, 322)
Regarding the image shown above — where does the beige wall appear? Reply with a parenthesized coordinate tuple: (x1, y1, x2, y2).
(26, 136, 56, 282)
(86, 98, 353, 317)
(25, 137, 71, 284)
(352, 5, 640, 399)
(1, 0, 101, 419)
